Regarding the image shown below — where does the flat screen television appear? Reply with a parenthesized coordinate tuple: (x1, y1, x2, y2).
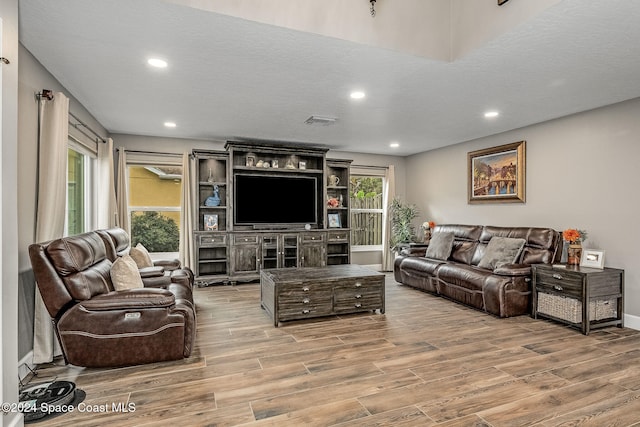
(234, 173, 318, 227)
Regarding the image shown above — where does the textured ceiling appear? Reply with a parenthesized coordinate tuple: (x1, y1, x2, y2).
(18, 0, 640, 156)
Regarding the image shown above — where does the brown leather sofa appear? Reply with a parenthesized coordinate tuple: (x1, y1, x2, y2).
(29, 230, 196, 367)
(96, 227, 194, 289)
(394, 224, 562, 317)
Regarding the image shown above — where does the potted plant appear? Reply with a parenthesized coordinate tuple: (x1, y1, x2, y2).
(389, 198, 419, 253)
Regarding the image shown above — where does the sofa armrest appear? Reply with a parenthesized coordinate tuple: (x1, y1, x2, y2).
(139, 266, 165, 278)
(78, 288, 175, 311)
(400, 247, 427, 257)
(493, 264, 531, 277)
(153, 259, 181, 271)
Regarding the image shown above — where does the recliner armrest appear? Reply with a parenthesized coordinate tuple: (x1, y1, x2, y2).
(400, 247, 427, 257)
(153, 259, 181, 271)
(493, 264, 531, 276)
(139, 266, 165, 278)
(78, 288, 175, 311)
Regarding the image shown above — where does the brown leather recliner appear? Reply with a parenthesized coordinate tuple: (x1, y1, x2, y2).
(29, 230, 196, 367)
(96, 227, 194, 289)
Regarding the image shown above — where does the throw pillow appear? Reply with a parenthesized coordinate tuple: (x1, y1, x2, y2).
(478, 237, 526, 270)
(425, 231, 455, 260)
(130, 243, 153, 268)
(110, 255, 144, 291)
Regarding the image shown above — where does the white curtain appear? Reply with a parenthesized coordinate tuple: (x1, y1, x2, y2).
(97, 137, 117, 228)
(33, 92, 69, 364)
(179, 153, 195, 269)
(115, 147, 130, 233)
(381, 165, 396, 271)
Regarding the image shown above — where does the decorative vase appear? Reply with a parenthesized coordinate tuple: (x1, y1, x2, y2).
(205, 185, 221, 207)
(423, 228, 432, 243)
(567, 243, 582, 266)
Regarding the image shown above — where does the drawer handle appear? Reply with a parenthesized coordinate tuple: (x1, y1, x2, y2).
(553, 285, 564, 291)
(355, 282, 362, 288)
(552, 274, 563, 280)
(302, 298, 310, 304)
(302, 309, 310, 314)
(354, 303, 362, 308)
(302, 287, 310, 292)
(355, 294, 362, 299)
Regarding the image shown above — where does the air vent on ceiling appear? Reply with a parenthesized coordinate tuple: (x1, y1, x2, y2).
(304, 115, 337, 126)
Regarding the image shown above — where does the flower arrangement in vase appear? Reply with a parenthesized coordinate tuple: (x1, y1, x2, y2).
(563, 228, 587, 266)
(421, 221, 436, 243)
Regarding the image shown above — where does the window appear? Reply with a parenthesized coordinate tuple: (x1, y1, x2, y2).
(350, 175, 384, 250)
(66, 144, 96, 236)
(128, 164, 182, 254)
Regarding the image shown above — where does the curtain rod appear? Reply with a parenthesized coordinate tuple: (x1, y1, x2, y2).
(69, 112, 107, 144)
(351, 164, 388, 170)
(120, 148, 182, 157)
(37, 89, 108, 144)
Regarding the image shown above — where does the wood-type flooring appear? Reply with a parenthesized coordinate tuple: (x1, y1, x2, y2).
(29, 273, 640, 426)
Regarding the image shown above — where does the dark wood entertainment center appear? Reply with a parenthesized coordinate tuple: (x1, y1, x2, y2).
(193, 142, 352, 285)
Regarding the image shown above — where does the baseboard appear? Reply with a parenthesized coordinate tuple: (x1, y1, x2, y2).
(18, 350, 35, 382)
(624, 313, 640, 331)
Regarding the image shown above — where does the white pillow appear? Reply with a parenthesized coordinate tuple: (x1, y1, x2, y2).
(129, 243, 153, 268)
(110, 255, 144, 291)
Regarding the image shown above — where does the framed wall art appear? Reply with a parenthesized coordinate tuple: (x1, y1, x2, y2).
(468, 141, 526, 204)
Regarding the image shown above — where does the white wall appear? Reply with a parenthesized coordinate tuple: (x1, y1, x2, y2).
(2, 0, 22, 424)
(405, 97, 640, 323)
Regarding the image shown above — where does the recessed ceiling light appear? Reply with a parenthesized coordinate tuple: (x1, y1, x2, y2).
(164, 122, 176, 128)
(350, 91, 366, 100)
(390, 142, 400, 148)
(148, 58, 168, 68)
(484, 111, 499, 118)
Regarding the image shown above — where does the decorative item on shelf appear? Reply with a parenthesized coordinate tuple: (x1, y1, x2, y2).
(338, 194, 343, 207)
(272, 159, 278, 168)
(327, 197, 339, 208)
(246, 152, 256, 167)
(328, 175, 340, 186)
(421, 221, 436, 243)
(204, 214, 218, 231)
(205, 185, 221, 207)
(299, 161, 306, 170)
(256, 159, 264, 168)
(563, 228, 587, 266)
(328, 213, 341, 228)
(206, 168, 214, 183)
(285, 158, 295, 169)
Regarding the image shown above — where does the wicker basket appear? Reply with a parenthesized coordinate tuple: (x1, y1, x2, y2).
(537, 292, 617, 323)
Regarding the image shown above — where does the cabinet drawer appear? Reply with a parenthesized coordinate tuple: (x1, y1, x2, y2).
(278, 304, 333, 321)
(301, 233, 325, 243)
(233, 234, 259, 244)
(535, 270, 582, 297)
(334, 277, 383, 292)
(278, 282, 332, 296)
(199, 234, 226, 246)
(334, 294, 382, 312)
(328, 231, 349, 243)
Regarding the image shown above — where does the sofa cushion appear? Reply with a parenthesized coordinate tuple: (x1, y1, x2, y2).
(478, 237, 526, 270)
(130, 243, 153, 268)
(110, 255, 144, 291)
(425, 231, 455, 260)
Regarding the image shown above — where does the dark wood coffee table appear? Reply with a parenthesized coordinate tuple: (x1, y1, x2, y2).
(260, 264, 385, 327)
